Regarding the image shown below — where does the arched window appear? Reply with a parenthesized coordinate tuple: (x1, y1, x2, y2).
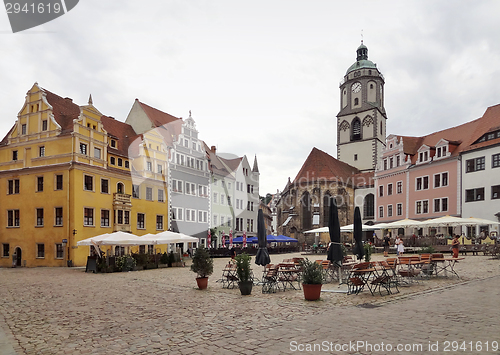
(354, 97, 359, 106)
(301, 191, 312, 230)
(323, 193, 331, 226)
(117, 182, 124, 194)
(352, 118, 361, 141)
(363, 193, 374, 219)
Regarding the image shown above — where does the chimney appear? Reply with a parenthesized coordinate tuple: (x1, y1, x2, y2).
(211, 146, 216, 153)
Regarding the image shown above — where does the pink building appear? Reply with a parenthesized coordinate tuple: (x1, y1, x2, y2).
(375, 105, 500, 235)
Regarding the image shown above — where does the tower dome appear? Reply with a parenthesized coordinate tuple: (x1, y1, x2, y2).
(346, 43, 377, 75)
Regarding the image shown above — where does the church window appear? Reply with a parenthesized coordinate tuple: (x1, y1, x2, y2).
(354, 154, 358, 161)
(354, 98, 359, 106)
(370, 84, 374, 89)
(363, 194, 374, 219)
(352, 118, 361, 141)
(323, 194, 331, 225)
(301, 191, 312, 230)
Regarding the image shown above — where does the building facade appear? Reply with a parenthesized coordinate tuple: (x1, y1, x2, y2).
(0, 84, 169, 267)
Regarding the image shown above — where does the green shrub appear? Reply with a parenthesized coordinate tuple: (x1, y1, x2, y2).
(364, 243, 373, 262)
(116, 255, 136, 272)
(235, 253, 252, 282)
(300, 258, 323, 285)
(160, 252, 169, 264)
(418, 245, 436, 254)
(190, 246, 213, 278)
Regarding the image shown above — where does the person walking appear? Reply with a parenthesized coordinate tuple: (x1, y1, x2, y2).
(383, 234, 390, 257)
(451, 235, 460, 258)
(395, 235, 404, 256)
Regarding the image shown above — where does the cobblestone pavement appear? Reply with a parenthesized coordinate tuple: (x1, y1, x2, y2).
(1, 253, 500, 355)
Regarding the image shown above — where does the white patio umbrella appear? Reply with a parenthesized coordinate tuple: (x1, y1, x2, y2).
(150, 230, 199, 244)
(417, 215, 470, 227)
(339, 224, 380, 232)
(460, 217, 500, 226)
(76, 233, 111, 246)
(375, 218, 424, 229)
(99, 231, 145, 245)
(304, 225, 380, 233)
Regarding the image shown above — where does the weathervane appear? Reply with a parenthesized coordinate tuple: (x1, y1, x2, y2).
(361, 29, 364, 44)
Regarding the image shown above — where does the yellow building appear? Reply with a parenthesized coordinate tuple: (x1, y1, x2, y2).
(0, 83, 169, 267)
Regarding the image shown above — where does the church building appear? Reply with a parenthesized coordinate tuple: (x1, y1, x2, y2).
(276, 43, 382, 244)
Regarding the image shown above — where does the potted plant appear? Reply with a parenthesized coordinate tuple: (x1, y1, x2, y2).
(300, 258, 324, 301)
(235, 253, 253, 295)
(190, 246, 214, 289)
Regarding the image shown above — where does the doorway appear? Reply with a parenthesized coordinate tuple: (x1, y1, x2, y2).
(15, 247, 22, 267)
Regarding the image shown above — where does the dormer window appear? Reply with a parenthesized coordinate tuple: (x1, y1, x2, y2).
(110, 140, 116, 148)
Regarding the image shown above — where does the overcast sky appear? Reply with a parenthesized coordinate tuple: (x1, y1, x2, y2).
(1, 0, 499, 195)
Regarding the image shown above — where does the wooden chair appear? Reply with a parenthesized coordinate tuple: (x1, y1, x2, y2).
(371, 261, 399, 295)
(398, 256, 421, 284)
(347, 262, 372, 294)
(262, 264, 279, 293)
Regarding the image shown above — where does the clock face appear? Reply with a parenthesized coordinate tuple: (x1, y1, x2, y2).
(352, 82, 361, 93)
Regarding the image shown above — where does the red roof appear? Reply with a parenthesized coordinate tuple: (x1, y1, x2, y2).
(43, 89, 81, 134)
(392, 104, 500, 164)
(292, 147, 360, 186)
(136, 99, 181, 127)
(100, 116, 139, 157)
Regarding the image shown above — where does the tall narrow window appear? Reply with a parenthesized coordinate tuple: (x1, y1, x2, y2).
(80, 143, 87, 155)
(37, 176, 44, 192)
(36, 208, 44, 226)
(42, 120, 48, 131)
(101, 210, 110, 227)
(84, 175, 93, 191)
(84, 208, 94, 226)
(39, 146, 45, 157)
(352, 118, 361, 141)
(137, 213, 145, 229)
(37, 244, 45, 258)
(56, 175, 63, 190)
(55, 207, 63, 226)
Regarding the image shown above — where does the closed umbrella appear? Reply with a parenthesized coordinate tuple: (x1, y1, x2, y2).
(327, 197, 343, 267)
(255, 209, 270, 266)
(353, 206, 364, 261)
(243, 230, 247, 248)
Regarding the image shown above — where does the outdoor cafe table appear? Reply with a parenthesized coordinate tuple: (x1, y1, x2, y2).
(348, 266, 377, 295)
(429, 257, 465, 278)
(277, 263, 301, 290)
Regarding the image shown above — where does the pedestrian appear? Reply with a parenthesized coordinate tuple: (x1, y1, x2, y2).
(12, 251, 17, 268)
(230, 247, 236, 260)
(383, 234, 390, 257)
(451, 234, 460, 258)
(395, 235, 404, 256)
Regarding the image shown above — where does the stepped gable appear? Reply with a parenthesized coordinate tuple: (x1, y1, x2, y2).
(100, 116, 139, 157)
(292, 147, 360, 186)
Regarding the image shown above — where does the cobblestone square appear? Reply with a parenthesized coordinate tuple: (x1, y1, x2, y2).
(1, 253, 499, 354)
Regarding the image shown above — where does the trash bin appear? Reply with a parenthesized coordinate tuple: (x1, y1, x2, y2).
(67, 260, 73, 267)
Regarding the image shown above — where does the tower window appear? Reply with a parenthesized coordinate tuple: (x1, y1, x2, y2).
(354, 154, 358, 161)
(354, 98, 359, 106)
(352, 118, 361, 141)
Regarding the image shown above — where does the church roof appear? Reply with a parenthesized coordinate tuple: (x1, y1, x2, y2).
(292, 147, 360, 186)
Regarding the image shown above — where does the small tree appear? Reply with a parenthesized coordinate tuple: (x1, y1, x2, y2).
(190, 246, 213, 278)
(300, 258, 324, 285)
(235, 253, 252, 282)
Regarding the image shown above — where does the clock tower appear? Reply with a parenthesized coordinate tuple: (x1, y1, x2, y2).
(337, 43, 387, 172)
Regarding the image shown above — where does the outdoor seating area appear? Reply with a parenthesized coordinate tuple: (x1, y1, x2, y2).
(259, 258, 303, 293)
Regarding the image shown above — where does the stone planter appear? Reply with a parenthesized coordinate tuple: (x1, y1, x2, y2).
(238, 281, 253, 295)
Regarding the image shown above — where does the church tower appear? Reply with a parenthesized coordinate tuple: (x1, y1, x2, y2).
(337, 43, 387, 172)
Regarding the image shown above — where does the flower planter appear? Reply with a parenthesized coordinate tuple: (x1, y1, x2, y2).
(196, 277, 209, 290)
(302, 283, 322, 301)
(238, 281, 253, 295)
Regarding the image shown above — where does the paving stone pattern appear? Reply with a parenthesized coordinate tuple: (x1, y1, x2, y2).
(1, 253, 499, 354)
